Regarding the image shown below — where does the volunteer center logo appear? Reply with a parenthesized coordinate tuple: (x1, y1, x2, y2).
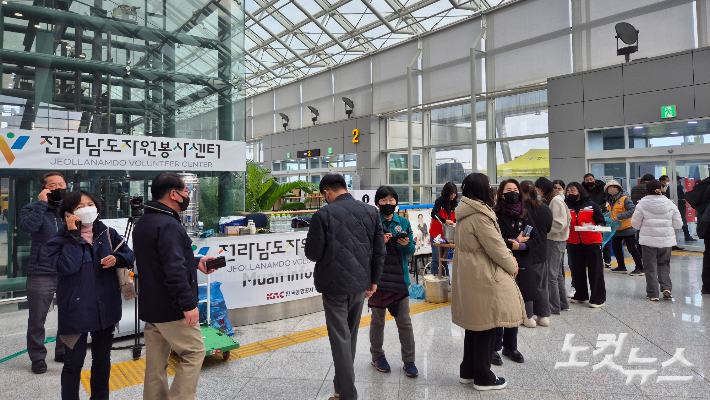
(0, 132, 30, 165)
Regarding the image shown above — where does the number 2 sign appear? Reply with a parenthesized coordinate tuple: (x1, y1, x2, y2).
(352, 129, 360, 144)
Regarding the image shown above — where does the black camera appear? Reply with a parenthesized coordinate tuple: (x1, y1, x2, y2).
(129, 196, 144, 218)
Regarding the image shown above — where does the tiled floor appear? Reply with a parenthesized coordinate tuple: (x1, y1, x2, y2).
(1, 251, 709, 399)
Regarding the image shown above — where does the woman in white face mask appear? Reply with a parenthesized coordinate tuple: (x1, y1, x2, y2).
(44, 190, 135, 400)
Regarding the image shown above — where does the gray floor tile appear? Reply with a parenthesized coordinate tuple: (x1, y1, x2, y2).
(232, 378, 323, 400)
(397, 383, 481, 400)
(255, 351, 333, 381)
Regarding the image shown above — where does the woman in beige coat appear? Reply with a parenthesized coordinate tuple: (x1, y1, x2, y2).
(452, 173, 526, 391)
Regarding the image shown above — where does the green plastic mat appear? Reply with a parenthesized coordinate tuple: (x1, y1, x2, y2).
(201, 326, 239, 357)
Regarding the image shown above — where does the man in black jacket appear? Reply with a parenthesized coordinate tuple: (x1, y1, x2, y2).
(305, 174, 386, 400)
(660, 175, 696, 243)
(19, 172, 67, 374)
(583, 173, 612, 268)
(631, 174, 655, 205)
(133, 173, 215, 400)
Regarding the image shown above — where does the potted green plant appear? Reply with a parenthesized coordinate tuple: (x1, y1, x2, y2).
(245, 160, 318, 213)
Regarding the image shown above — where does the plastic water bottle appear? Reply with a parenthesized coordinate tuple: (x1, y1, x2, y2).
(273, 214, 280, 232)
(285, 214, 291, 232)
(277, 214, 284, 233)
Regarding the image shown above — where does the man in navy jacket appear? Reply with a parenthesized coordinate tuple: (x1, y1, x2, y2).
(305, 173, 386, 400)
(19, 172, 67, 374)
(133, 173, 215, 400)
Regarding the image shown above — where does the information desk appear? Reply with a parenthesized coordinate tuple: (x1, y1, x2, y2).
(193, 229, 322, 326)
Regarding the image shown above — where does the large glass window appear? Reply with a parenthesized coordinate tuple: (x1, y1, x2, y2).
(430, 102, 486, 145)
(388, 113, 422, 148)
(495, 138, 550, 182)
(588, 128, 625, 151)
(433, 145, 487, 185)
(495, 90, 548, 139)
(0, 0, 246, 304)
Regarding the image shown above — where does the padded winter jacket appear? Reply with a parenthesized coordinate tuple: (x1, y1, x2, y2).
(380, 213, 415, 288)
(546, 195, 571, 242)
(44, 220, 135, 335)
(19, 201, 64, 276)
(631, 195, 683, 248)
(305, 193, 386, 295)
(605, 191, 636, 236)
(566, 199, 606, 245)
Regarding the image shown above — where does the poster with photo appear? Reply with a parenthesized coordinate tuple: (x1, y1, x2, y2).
(407, 210, 432, 255)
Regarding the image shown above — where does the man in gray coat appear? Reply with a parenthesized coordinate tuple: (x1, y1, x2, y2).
(305, 173, 386, 400)
(20, 172, 67, 374)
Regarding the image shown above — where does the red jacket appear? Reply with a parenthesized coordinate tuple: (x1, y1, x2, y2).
(567, 200, 603, 245)
(429, 197, 456, 239)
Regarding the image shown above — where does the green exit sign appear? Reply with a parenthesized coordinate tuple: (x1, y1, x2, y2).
(286, 152, 291, 158)
(328, 148, 333, 154)
(661, 105, 677, 118)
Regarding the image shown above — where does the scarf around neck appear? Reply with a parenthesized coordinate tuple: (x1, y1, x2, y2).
(504, 201, 522, 217)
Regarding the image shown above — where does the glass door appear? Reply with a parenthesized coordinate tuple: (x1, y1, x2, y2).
(672, 157, 710, 250)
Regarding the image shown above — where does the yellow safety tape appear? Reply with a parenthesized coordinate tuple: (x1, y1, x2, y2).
(81, 300, 452, 395)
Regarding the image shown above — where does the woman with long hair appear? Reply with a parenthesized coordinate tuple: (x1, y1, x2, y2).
(520, 180, 553, 327)
(429, 182, 457, 275)
(535, 177, 571, 315)
(491, 179, 539, 363)
(452, 173, 524, 391)
(565, 182, 607, 308)
(44, 190, 135, 400)
(553, 180, 566, 198)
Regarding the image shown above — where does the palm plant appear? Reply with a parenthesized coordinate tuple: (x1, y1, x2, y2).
(245, 160, 318, 212)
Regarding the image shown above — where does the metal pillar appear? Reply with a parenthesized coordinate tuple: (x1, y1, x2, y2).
(470, 18, 486, 173)
(90, 0, 103, 133)
(123, 49, 131, 134)
(406, 45, 422, 205)
(218, 1, 234, 217)
(486, 99, 496, 182)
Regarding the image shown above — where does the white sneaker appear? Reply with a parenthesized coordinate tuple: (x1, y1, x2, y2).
(473, 377, 507, 391)
(537, 316, 550, 327)
(459, 377, 474, 384)
(589, 302, 605, 308)
(567, 287, 576, 298)
(523, 318, 536, 328)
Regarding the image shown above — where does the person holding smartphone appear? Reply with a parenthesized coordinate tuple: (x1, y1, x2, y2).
(44, 190, 135, 400)
(492, 179, 540, 364)
(369, 186, 418, 377)
(132, 173, 216, 400)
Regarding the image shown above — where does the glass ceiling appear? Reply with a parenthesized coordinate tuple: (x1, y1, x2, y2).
(243, 0, 509, 96)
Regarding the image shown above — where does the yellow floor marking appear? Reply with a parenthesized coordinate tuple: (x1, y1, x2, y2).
(83, 251, 705, 394)
(81, 300, 452, 395)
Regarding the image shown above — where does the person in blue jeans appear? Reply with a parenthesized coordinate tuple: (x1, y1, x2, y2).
(429, 182, 457, 275)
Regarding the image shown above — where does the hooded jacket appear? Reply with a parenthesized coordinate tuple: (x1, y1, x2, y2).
(20, 200, 64, 276)
(450, 197, 525, 332)
(631, 195, 683, 248)
(305, 193, 386, 295)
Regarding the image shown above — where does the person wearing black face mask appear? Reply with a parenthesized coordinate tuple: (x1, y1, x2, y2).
(492, 179, 540, 365)
(564, 182, 607, 308)
(132, 173, 217, 400)
(20, 172, 68, 373)
(583, 173, 612, 268)
(429, 182, 458, 275)
(368, 186, 419, 378)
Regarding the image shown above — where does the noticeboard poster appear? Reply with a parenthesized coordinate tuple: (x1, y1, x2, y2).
(407, 210, 432, 255)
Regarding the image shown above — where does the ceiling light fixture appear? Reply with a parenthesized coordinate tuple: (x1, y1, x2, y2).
(688, 121, 698, 124)
(670, 131, 679, 135)
(634, 126, 643, 130)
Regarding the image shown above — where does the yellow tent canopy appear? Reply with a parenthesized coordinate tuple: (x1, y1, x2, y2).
(482, 149, 549, 178)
